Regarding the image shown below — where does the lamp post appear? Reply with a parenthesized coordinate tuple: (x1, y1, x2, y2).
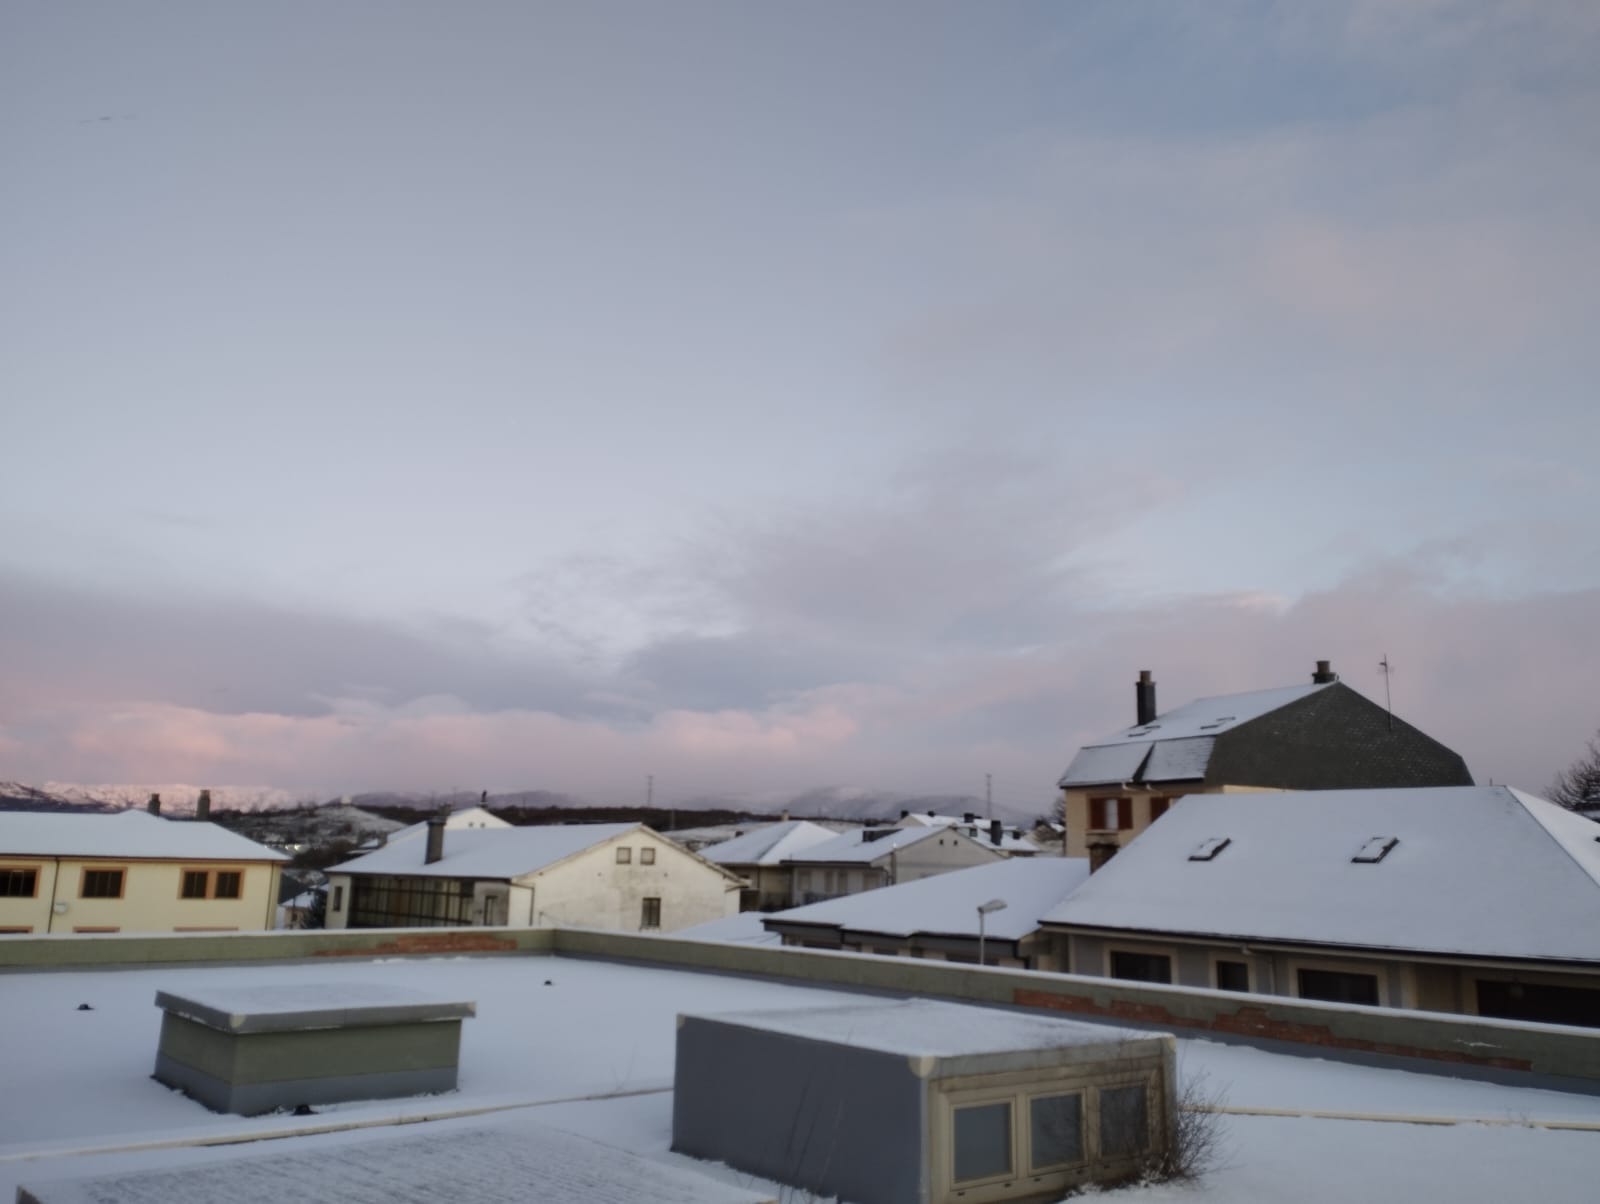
(976, 897, 1008, 966)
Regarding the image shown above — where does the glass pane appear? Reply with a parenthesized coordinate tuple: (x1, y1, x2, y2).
(953, 1102, 1012, 1182)
(1215, 960, 1250, 992)
(1030, 1093, 1083, 1169)
(1100, 1085, 1148, 1158)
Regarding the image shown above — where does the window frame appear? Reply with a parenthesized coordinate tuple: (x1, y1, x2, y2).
(1088, 797, 1132, 831)
(0, 866, 40, 898)
(180, 869, 211, 899)
(79, 867, 126, 900)
(615, 846, 632, 865)
(1106, 945, 1175, 984)
(177, 867, 246, 900)
(640, 896, 662, 929)
(640, 847, 656, 865)
(213, 870, 242, 899)
(1147, 796, 1171, 822)
(1211, 954, 1253, 993)
(1289, 957, 1388, 1007)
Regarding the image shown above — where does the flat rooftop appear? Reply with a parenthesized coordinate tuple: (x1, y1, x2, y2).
(3, 954, 1599, 1202)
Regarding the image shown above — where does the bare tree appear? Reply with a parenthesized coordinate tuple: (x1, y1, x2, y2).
(1547, 730, 1600, 811)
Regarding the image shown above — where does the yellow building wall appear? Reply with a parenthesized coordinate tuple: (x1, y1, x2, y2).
(1063, 785, 1286, 858)
(0, 858, 280, 934)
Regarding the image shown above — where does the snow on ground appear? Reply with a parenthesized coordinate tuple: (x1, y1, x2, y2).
(2, 954, 1598, 1202)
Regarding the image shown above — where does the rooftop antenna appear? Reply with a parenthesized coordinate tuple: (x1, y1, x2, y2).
(1378, 654, 1394, 731)
(985, 773, 993, 820)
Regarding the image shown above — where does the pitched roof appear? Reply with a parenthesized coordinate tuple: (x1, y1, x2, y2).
(896, 812, 1042, 853)
(1041, 786, 1600, 962)
(767, 857, 1091, 941)
(780, 824, 963, 865)
(0, 809, 288, 862)
(699, 820, 839, 867)
(329, 822, 639, 879)
(1058, 683, 1329, 788)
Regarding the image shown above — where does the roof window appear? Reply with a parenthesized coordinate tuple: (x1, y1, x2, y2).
(1188, 837, 1231, 861)
(1352, 837, 1398, 864)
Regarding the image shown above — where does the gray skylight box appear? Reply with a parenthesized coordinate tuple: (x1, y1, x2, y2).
(1352, 837, 1399, 864)
(1188, 837, 1231, 862)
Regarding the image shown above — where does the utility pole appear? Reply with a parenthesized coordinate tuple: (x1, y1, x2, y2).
(646, 775, 654, 807)
(986, 773, 993, 820)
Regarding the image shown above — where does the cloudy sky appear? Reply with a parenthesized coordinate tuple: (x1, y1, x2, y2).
(3, 1, 1596, 810)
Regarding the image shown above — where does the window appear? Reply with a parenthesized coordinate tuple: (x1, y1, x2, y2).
(1030, 1092, 1084, 1169)
(1352, 836, 1398, 864)
(0, 868, 38, 897)
(953, 1101, 1012, 1183)
(640, 897, 661, 929)
(0, 927, 35, 935)
(1297, 967, 1380, 1006)
(347, 876, 474, 928)
(1476, 980, 1600, 1028)
(1215, 960, 1251, 992)
(73, 926, 120, 933)
(615, 847, 632, 864)
(640, 847, 656, 865)
(1099, 1084, 1150, 1158)
(81, 869, 124, 899)
(1109, 950, 1172, 984)
(332, 885, 344, 912)
(1088, 797, 1132, 831)
(1148, 796, 1170, 822)
(180, 869, 244, 899)
(1188, 837, 1231, 861)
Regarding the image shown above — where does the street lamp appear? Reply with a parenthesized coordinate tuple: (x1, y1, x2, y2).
(976, 897, 1008, 966)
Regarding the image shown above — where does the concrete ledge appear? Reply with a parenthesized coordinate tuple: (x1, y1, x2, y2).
(549, 928, 1600, 1092)
(0, 925, 554, 969)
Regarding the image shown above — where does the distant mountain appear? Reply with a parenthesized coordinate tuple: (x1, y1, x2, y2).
(0, 781, 1042, 824)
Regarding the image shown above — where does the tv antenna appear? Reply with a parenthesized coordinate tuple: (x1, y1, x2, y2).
(1378, 654, 1393, 731)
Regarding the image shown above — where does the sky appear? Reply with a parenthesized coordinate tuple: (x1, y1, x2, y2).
(2, 1, 1597, 810)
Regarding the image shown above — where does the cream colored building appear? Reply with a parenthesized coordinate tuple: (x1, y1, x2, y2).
(325, 820, 743, 933)
(783, 824, 1005, 907)
(1057, 664, 1473, 861)
(0, 810, 287, 935)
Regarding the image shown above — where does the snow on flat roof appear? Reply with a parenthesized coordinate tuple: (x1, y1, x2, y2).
(4, 954, 1599, 1204)
(687, 998, 1152, 1058)
(19, 1122, 777, 1204)
(328, 822, 638, 879)
(699, 820, 839, 866)
(1058, 683, 1330, 787)
(0, 810, 288, 862)
(781, 824, 950, 864)
(768, 856, 1090, 940)
(1044, 786, 1600, 961)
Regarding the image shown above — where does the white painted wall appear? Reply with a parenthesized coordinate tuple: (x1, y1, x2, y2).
(520, 828, 741, 933)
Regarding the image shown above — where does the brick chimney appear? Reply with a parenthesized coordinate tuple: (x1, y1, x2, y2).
(1135, 670, 1157, 725)
(989, 818, 1003, 848)
(146, 792, 161, 816)
(195, 789, 211, 821)
(425, 815, 447, 865)
(1311, 659, 1338, 684)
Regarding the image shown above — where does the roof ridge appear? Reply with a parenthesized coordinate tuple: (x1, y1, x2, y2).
(1507, 785, 1600, 893)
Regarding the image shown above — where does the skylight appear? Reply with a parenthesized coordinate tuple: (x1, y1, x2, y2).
(1188, 837, 1231, 861)
(1352, 837, 1398, 864)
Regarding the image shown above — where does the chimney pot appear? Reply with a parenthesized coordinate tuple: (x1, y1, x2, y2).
(1088, 840, 1120, 873)
(1312, 659, 1337, 684)
(989, 818, 1003, 847)
(1135, 670, 1158, 726)
(147, 793, 161, 816)
(425, 815, 447, 864)
(195, 789, 211, 821)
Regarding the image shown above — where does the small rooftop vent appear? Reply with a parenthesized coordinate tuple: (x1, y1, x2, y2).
(1352, 836, 1398, 864)
(1188, 837, 1231, 861)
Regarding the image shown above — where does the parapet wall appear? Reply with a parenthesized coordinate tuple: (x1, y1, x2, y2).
(3, 925, 1596, 1091)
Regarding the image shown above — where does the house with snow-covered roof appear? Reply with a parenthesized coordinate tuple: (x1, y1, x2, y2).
(325, 819, 742, 933)
(698, 819, 841, 910)
(895, 810, 1044, 855)
(0, 809, 287, 935)
(1039, 784, 1600, 1026)
(1057, 661, 1473, 860)
(763, 856, 1090, 969)
(780, 823, 1004, 906)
